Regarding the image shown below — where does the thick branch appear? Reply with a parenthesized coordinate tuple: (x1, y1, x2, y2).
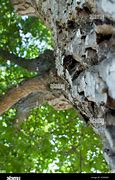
(0, 48, 55, 73)
(0, 70, 72, 116)
(0, 74, 48, 115)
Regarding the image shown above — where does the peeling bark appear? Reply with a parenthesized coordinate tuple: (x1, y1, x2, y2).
(4, 0, 115, 171)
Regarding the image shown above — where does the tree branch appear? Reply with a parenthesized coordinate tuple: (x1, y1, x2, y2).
(0, 73, 48, 115)
(0, 70, 72, 117)
(0, 48, 55, 73)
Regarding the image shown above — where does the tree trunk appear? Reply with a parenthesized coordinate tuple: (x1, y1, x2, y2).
(8, 0, 115, 172)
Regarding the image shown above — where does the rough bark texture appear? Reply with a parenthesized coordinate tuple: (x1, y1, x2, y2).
(2, 0, 114, 171)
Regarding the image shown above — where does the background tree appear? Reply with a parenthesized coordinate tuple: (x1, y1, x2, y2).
(0, 0, 114, 172)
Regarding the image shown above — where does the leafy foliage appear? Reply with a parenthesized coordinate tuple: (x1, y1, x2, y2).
(0, 0, 109, 173)
(0, 106, 108, 173)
